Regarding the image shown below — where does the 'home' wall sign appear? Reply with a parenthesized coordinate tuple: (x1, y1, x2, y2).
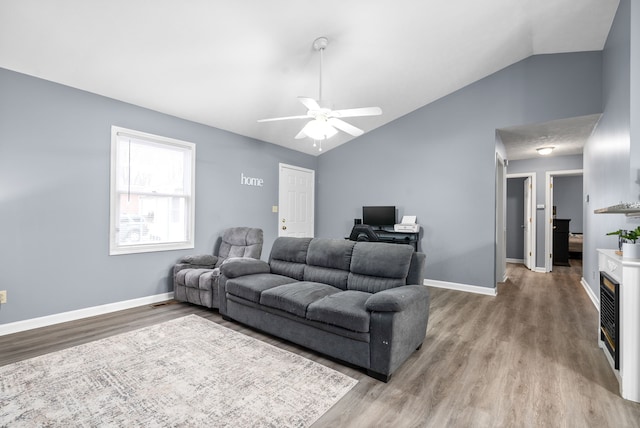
(241, 173, 264, 187)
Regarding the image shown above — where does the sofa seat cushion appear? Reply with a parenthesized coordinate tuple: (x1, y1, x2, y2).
(260, 282, 341, 318)
(176, 268, 220, 290)
(307, 290, 371, 333)
(226, 273, 297, 303)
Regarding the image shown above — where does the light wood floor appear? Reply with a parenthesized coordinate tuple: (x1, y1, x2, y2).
(2, 261, 640, 427)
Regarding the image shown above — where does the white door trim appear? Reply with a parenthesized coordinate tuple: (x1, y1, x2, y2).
(544, 169, 583, 273)
(507, 172, 536, 271)
(496, 153, 507, 285)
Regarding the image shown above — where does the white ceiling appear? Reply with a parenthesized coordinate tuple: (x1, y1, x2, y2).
(0, 0, 619, 156)
(498, 114, 602, 161)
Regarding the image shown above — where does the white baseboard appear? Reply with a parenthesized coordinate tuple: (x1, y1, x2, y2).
(507, 258, 524, 264)
(533, 267, 547, 273)
(580, 277, 599, 310)
(0, 292, 175, 336)
(424, 279, 497, 296)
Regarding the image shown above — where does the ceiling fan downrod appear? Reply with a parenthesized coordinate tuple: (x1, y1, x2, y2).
(313, 37, 328, 104)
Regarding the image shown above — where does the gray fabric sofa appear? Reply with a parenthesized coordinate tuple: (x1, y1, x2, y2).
(218, 236, 429, 381)
(173, 227, 263, 308)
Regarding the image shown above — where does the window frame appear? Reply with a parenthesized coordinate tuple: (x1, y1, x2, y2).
(109, 126, 196, 255)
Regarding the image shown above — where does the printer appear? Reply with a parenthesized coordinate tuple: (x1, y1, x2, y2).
(394, 215, 420, 233)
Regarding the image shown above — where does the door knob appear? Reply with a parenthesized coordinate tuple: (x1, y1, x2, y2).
(282, 226, 287, 230)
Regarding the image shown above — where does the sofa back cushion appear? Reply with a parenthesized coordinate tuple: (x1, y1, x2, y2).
(304, 238, 355, 289)
(217, 227, 263, 266)
(348, 242, 414, 293)
(268, 237, 312, 280)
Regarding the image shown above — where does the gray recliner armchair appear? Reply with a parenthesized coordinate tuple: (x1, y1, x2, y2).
(173, 227, 263, 308)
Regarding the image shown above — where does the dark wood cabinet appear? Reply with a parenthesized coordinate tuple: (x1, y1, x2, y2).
(553, 219, 571, 266)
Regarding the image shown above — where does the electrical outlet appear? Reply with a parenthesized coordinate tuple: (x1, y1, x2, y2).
(0, 290, 6, 304)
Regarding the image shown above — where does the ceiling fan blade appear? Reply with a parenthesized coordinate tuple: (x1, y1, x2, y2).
(298, 97, 321, 111)
(294, 126, 309, 139)
(331, 106, 382, 118)
(257, 115, 310, 123)
(328, 118, 364, 137)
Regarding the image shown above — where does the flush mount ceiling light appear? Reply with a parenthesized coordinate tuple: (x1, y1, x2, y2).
(258, 37, 382, 150)
(536, 146, 555, 155)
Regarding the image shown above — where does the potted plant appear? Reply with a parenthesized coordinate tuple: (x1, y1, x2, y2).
(607, 226, 640, 258)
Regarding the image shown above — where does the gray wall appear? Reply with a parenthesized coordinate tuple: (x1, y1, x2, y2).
(317, 53, 602, 289)
(507, 155, 583, 267)
(554, 175, 584, 233)
(583, 0, 640, 294)
(0, 68, 317, 324)
(506, 177, 526, 260)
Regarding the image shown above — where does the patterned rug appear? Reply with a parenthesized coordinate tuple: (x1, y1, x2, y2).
(0, 315, 357, 427)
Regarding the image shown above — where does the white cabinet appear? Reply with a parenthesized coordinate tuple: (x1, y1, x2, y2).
(598, 249, 640, 402)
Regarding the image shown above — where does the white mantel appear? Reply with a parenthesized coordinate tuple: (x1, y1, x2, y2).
(597, 249, 640, 403)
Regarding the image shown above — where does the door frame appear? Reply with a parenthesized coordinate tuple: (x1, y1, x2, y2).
(278, 163, 315, 238)
(495, 153, 507, 285)
(544, 169, 583, 273)
(506, 172, 536, 271)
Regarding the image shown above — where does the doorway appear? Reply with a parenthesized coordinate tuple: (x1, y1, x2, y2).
(544, 169, 583, 272)
(278, 163, 315, 237)
(506, 173, 536, 271)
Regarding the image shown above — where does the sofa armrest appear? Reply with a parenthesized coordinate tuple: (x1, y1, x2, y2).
(178, 254, 218, 268)
(365, 284, 429, 312)
(220, 258, 270, 278)
(368, 284, 430, 378)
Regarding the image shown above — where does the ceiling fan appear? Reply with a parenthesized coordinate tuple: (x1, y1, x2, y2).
(258, 37, 382, 142)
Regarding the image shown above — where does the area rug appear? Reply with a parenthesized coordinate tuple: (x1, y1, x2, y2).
(0, 315, 357, 427)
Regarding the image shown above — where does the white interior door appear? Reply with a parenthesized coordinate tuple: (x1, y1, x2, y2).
(524, 177, 534, 270)
(278, 163, 315, 237)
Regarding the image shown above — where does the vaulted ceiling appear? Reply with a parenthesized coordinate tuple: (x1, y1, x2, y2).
(0, 0, 619, 156)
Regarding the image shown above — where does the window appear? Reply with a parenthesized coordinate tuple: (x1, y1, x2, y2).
(110, 126, 195, 255)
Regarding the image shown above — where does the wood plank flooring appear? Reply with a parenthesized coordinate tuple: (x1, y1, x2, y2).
(2, 262, 640, 427)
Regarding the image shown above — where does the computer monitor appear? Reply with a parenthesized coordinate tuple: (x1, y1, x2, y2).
(362, 206, 396, 228)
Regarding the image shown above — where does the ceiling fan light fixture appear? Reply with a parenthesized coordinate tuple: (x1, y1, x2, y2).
(537, 146, 554, 155)
(302, 118, 338, 140)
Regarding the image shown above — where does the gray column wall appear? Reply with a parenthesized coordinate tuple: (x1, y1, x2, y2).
(583, 0, 639, 296)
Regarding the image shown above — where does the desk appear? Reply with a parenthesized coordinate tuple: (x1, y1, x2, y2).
(373, 230, 419, 251)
